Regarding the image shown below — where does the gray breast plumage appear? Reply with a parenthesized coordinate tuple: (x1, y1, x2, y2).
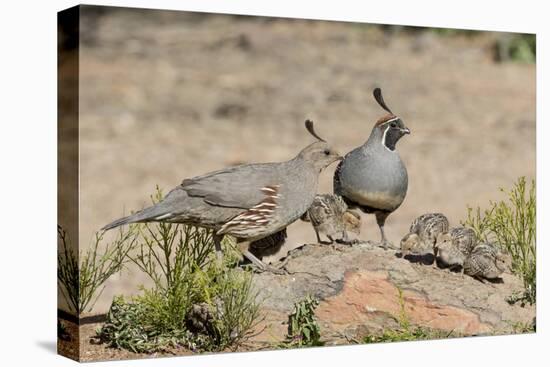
(335, 144, 408, 212)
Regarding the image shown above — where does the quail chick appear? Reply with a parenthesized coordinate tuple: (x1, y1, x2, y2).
(343, 210, 361, 238)
(400, 213, 449, 267)
(334, 88, 410, 249)
(303, 194, 359, 244)
(435, 226, 477, 271)
(464, 243, 509, 282)
(102, 120, 341, 274)
(248, 228, 287, 259)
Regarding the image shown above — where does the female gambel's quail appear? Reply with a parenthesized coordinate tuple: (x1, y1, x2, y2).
(334, 88, 410, 249)
(464, 243, 509, 282)
(435, 226, 477, 271)
(102, 120, 342, 274)
(400, 213, 449, 267)
(302, 194, 360, 244)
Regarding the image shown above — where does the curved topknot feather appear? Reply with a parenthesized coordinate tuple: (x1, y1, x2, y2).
(305, 119, 326, 142)
(373, 87, 393, 114)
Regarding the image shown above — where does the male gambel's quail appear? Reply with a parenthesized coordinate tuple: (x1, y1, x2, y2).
(302, 194, 360, 244)
(334, 88, 410, 249)
(464, 243, 509, 281)
(400, 213, 449, 266)
(435, 226, 477, 271)
(102, 120, 342, 273)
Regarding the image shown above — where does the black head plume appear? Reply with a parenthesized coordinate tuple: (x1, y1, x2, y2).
(305, 119, 326, 142)
(373, 87, 393, 114)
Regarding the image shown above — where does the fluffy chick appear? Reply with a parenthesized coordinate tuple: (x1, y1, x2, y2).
(464, 242, 509, 281)
(435, 226, 477, 271)
(303, 194, 359, 244)
(400, 213, 449, 266)
(248, 228, 288, 259)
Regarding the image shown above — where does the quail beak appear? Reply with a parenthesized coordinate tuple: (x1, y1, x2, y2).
(332, 150, 343, 161)
(401, 127, 411, 135)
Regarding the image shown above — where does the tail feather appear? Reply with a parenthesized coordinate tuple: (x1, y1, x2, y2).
(101, 205, 171, 231)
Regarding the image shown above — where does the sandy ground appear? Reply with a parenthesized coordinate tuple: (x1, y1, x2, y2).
(60, 7, 535, 314)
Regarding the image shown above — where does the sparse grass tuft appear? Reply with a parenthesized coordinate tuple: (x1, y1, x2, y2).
(97, 187, 262, 353)
(281, 295, 324, 348)
(57, 225, 138, 314)
(463, 177, 536, 305)
(508, 319, 535, 334)
(363, 288, 453, 344)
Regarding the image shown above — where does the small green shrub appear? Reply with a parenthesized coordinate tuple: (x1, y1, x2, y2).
(282, 295, 324, 348)
(57, 225, 138, 314)
(206, 269, 263, 349)
(463, 177, 536, 304)
(97, 188, 262, 353)
(495, 34, 536, 63)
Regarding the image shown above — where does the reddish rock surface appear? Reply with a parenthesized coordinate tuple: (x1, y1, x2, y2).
(316, 270, 491, 336)
(251, 243, 534, 345)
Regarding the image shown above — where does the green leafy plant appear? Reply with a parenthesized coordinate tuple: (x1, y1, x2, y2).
(57, 225, 138, 314)
(462, 177, 536, 304)
(508, 319, 535, 334)
(282, 295, 324, 347)
(96, 295, 189, 353)
(97, 187, 263, 353)
(363, 288, 452, 343)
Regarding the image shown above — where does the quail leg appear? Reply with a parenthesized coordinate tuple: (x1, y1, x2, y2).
(314, 228, 323, 244)
(432, 245, 439, 268)
(242, 249, 287, 275)
(315, 229, 333, 245)
(375, 212, 392, 250)
(213, 234, 224, 263)
(342, 230, 349, 243)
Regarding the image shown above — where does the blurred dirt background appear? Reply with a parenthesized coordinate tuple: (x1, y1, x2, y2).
(65, 6, 535, 314)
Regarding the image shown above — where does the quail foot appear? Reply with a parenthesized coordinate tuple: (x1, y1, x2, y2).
(334, 88, 410, 250)
(400, 213, 449, 267)
(103, 120, 342, 274)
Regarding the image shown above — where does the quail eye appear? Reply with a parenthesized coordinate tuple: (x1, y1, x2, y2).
(390, 122, 397, 128)
(324, 149, 330, 155)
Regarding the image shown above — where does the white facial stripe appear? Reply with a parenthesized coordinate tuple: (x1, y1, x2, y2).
(383, 117, 399, 124)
